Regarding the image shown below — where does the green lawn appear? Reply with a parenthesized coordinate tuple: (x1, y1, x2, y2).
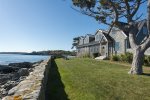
(47, 58, 150, 100)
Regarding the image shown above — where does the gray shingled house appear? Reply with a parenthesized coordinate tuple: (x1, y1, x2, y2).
(74, 19, 150, 58)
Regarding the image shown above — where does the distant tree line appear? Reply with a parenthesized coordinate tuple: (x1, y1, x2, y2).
(28, 50, 76, 57)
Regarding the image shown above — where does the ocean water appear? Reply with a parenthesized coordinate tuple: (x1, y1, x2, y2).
(0, 54, 49, 65)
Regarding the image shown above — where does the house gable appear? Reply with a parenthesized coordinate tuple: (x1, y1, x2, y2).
(109, 29, 128, 54)
(79, 36, 84, 45)
(84, 34, 95, 44)
(95, 30, 108, 42)
(84, 35, 89, 44)
(110, 29, 127, 39)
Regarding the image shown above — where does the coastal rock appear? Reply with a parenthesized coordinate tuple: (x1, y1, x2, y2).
(19, 76, 26, 82)
(9, 62, 33, 68)
(0, 81, 18, 97)
(2, 58, 50, 100)
(0, 61, 37, 98)
(8, 87, 18, 95)
(2, 89, 7, 95)
(23, 90, 40, 100)
(2, 96, 13, 100)
(3, 81, 18, 91)
(0, 74, 14, 84)
(11, 73, 20, 81)
(28, 68, 33, 72)
(17, 68, 29, 76)
(0, 66, 15, 74)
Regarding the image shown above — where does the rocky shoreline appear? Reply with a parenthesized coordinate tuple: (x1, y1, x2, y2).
(0, 61, 43, 98)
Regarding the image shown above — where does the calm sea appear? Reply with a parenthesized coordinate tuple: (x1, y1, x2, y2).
(0, 54, 49, 65)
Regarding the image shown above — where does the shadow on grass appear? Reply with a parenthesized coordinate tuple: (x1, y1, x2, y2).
(142, 73, 150, 76)
(45, 59, 69, 100)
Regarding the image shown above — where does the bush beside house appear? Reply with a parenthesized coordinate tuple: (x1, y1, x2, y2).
(110, 52, 150, 67)
(144, 55, 150, 66)
(79, 53, 91, 58)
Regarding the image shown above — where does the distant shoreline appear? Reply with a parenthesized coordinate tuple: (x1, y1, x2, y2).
(0, 50, 76, 56)
(0, 54, 49, 65)
(0, 52, 50, 56)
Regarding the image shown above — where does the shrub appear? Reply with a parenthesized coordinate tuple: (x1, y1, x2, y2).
(119, 52, 133, 63)
(110, 52, 133, 63)
(125, 52, 133, 63)
(120, 54, 126, 62)
(111, 55, 120, 61)
(105, 56, 110, 60)
(80, 53, 90, 58)
(144, 55, 150, 66)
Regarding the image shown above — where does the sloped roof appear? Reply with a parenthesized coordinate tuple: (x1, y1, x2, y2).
(79, 36, 85, 39)
(86, 34, 95, 37)
(77, 41, 100, 48)
(95, 29, 114, 42)
(124, 19, 147, 36)
(95, 29, 108, 34)
(103, 32, 114, 42)
(84, 34, 95, 40)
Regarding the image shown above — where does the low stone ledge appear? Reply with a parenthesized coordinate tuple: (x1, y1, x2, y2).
(2, 57, 52, 100)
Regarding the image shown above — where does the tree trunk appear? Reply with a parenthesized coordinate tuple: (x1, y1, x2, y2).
(128, 46, 144, 75)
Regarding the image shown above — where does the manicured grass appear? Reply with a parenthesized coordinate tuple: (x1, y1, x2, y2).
(48, 58, 150, 100)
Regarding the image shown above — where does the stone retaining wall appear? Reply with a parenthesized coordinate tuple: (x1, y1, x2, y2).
(2, 57, 52, 100)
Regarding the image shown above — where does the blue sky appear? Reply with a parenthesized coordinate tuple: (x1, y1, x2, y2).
(0, 0, 146, 52)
